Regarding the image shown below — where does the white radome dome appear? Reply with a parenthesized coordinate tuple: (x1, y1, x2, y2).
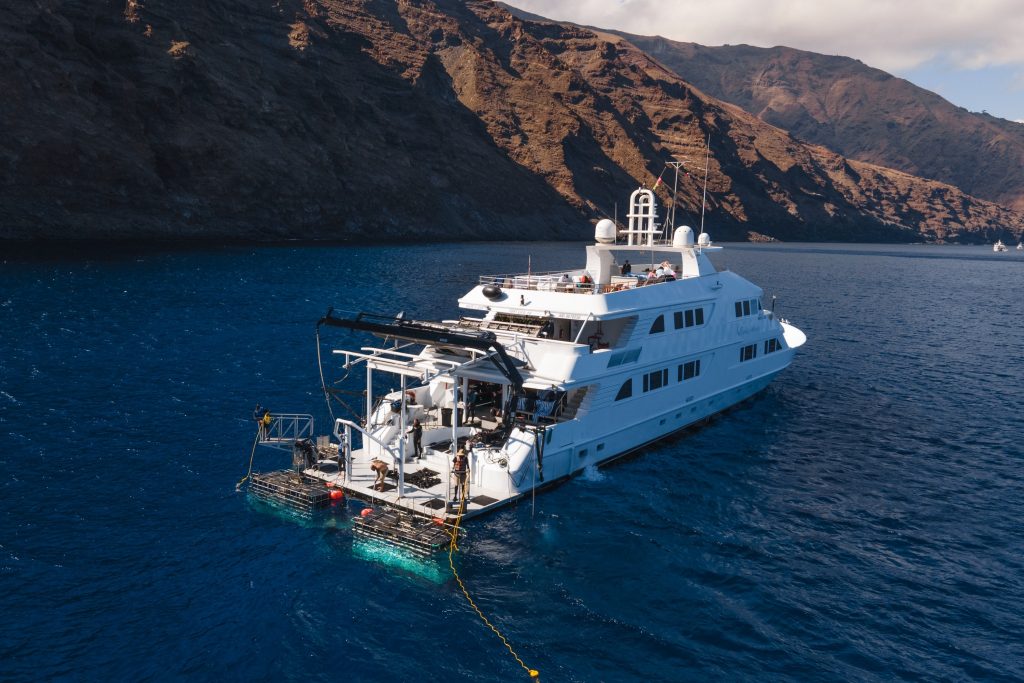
(595, 219, 616, 244)
(698, 232, 711, 247)
(673, 225, 694, 247)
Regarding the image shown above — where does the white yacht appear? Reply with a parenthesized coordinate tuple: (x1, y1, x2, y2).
(994, 240, 1008, 252)
(289, 188, 805, 520)
(1017, 241, 1023, 251)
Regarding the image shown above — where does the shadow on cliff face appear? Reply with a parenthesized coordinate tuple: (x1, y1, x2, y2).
(0, 0, 587, 242)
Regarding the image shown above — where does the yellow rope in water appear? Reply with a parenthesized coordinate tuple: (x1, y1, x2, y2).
(235, 429, 261, 491)
(447, 493, 540, 680)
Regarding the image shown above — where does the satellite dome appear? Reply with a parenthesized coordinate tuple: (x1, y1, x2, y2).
(698, 232, 711, 247)
(594, 219, 616, 244)
(672, 225, 694, 247)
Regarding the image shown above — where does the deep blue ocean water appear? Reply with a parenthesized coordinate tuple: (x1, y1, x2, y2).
(2, 242, 1023, 682)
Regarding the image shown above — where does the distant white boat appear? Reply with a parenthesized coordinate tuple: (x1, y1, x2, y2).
(994, 240, 1007, 252)
(1017, 241, 1023, 251)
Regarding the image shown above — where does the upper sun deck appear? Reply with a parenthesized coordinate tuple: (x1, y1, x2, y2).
(459, 188, 740, 319)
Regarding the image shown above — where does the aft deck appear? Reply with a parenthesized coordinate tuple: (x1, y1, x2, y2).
(303, 443, 516, 521)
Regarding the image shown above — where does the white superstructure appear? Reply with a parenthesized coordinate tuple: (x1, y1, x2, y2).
(994, 240, 1008, 252)
(312, 188, 806, 519)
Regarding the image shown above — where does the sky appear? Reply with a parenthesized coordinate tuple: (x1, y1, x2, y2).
(503, 0, 1024, 123)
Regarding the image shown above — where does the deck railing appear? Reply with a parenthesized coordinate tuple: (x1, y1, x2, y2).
(258, 414, 315, 451)
(477, 272, 680, 294)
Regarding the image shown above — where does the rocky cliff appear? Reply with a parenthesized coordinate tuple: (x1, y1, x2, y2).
(2, 0, 1021, 242)
(606, 34, 1024, 214)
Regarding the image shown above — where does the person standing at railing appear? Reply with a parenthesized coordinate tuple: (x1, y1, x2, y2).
(253, 404, 272, 439)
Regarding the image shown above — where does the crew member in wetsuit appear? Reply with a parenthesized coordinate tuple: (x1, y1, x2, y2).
(407, 418, 423, 459)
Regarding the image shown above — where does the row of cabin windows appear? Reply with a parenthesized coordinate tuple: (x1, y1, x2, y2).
(643, 369, 669, 392)
(649, 306, 706, 334)
(734, 299, 761, 318)
(740, 339, 784, 363)
(674, 307, 705, 329)
(615, 360, 703, 401)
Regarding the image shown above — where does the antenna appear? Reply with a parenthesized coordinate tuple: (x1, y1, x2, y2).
(665, 159, 688, 233)
(699, 133, 711, 234)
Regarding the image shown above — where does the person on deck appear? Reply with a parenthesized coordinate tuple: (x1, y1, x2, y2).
(370, 458, 389, 490)
(466, 386, 478, 423)
(620, 260, 632, 275)
(407, 418, 423, 459)
(255, 407, 272, 439)
(452, 449, 469, 502)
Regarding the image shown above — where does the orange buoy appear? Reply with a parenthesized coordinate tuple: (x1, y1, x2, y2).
(330, 489, 343, 500)
(325, 481, 335, 488)
(360, 508, 373, 517)
(432, 517, 445, 526)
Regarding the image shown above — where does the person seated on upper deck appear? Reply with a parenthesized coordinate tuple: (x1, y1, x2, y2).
(620, 260, 632, 275)
(557, 273, 571, 291)
(646, 269, 657, 281)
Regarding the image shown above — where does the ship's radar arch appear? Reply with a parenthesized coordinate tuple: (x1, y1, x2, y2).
(624, 188, 660, 246)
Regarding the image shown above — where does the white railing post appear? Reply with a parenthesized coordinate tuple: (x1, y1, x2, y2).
(344, 423, 352, 483)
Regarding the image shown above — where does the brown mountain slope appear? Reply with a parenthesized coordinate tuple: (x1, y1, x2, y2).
(1, 0, 1021, 242)
(605, 35, 1024, 212)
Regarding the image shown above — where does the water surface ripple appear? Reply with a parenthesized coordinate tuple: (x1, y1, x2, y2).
(1, 243, 1022, 681)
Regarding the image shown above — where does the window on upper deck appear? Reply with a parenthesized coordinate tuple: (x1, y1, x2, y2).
(674, 307, 706, 329)
(740, 344, 757, 362)
(735, 299, 760, 318)
(649, 315, 665, 334)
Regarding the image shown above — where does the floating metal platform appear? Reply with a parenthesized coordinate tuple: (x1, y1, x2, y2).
(353, 507, 457, 556)
(249, 470, 332, 514)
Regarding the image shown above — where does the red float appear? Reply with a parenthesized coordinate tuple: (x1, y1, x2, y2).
(330, 489, 343, 500)
(360, 508, 373, 517)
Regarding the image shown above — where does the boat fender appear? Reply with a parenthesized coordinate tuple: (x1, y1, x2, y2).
(482, 284, 504, 300)
(330, 489, 344, 500)
(360, 508, 373, 517)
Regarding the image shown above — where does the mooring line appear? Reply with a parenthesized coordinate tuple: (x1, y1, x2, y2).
(447, 495, 539, 680)
(235, 428, 260, 491)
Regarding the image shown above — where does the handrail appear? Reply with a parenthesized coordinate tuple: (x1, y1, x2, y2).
(258, 414, 315, 451)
